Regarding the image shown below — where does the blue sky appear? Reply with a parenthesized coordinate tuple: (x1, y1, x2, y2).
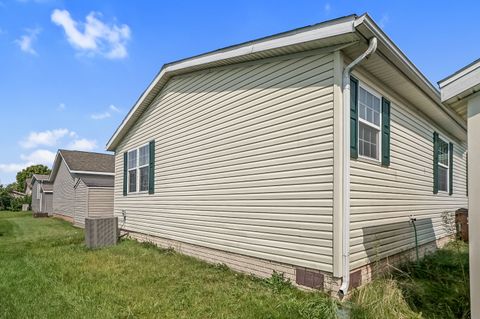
(0, 0, 478, 184)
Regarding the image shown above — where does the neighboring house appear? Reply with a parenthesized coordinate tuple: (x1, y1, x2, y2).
(31, 174, 53, 215)
(73, 174, 115, 228)
(438, 58, 480, 317)
(106, 14, 468, 294)
(24, 178, 33, 196)
(49, 149, 115, 227)
(9, 190, 26, 199)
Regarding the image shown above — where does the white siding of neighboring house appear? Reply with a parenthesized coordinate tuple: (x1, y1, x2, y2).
(114, 51, 336, 272)
(88, 187, 114, 218)
(41, 192, 53, 215)
(74, 180, 88, 227)
(31, 182, 41, 213)
(53, 160, 75, 218)
(349, 71, 469, 270)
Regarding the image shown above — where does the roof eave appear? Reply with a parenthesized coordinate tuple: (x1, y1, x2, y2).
(357, 14, 467, 134)
(106, 15, 358, 151)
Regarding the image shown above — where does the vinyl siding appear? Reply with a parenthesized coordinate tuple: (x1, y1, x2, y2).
(88, 187, 114, 218)
(31, 182, 41, 213)
(41, 192, 53, 215)
(74, 180, 88, 227)
(53, 160, 75, 218)
(114, 52, 336, 272)
(349, 76, 468, 270)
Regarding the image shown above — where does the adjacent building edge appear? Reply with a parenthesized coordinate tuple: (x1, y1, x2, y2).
(127, 230, 453, 296)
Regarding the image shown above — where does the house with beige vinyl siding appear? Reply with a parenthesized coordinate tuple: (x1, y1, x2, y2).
(106, 13, 468, 294)
(31, 174, 53, 215)
(49, 149, 115, 227)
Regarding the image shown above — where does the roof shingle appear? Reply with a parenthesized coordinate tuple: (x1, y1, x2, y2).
(59, 150, 114, 174)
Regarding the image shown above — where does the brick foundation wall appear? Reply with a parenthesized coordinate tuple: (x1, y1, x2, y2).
(347, 235, 453, 291)
(126, 230, 452, 295)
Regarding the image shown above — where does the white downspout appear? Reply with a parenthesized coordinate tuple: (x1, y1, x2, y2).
(339, 37, 378, 296)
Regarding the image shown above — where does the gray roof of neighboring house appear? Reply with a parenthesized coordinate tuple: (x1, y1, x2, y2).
(59, 150, 115, 174)
(32, 174, 50, 182)
(77, 174, 114, 188)
(41, 183, 53, 192)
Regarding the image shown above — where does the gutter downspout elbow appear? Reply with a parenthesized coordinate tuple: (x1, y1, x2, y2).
(339, 37, 377, 297)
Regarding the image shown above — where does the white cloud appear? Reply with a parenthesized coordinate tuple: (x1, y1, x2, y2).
(109, 104, 121, 113)
(0, 163, 29, 173)
(57, 103, 66, 111)
(20, 149, 56, 165)
(51, 9, 131, 59)
(91, 112, 111, 120)
(324, 3, 331, 13)
(0, 149, 55, 174)
(379, 13, 390, 28)
(15, 28, 41, 55)
(20, 128, 72, 149)
(68, 138, 97, 151)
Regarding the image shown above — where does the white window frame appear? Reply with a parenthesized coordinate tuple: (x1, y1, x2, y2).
(437, 136, 450, 193)
(358, 82, 382, 162)
(127, 143, 150, 194)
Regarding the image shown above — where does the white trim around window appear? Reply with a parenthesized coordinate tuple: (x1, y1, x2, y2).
(358, 82, 382, 162)
(437, 135, 450, 193)
(127, 143, 150, 194)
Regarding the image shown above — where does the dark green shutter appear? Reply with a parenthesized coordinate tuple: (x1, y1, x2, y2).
(148, 140, 155, 194)
(381, 97, 391, 167)
(449, 142, 453, 195)
(350, 77, 359, 159)
(123, 152, 128, 196)
(433, 132, 439, 194)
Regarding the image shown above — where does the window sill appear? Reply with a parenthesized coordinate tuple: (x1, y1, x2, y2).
(127, 191, 150, 195)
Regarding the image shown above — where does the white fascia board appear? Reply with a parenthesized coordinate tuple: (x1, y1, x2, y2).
(439, 59, 480, 88)
(70, 170, 115, 176)
(439, 67, 480, 103)
(106, 16, 357, 151)
(359, 14, 467, 131)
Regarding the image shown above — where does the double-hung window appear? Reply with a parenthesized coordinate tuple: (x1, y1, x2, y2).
(127, 144, 150, 193)
(358, 85, 382, 161)
(437, 137, 450, 192)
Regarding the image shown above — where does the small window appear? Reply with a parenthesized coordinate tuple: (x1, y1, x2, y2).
(358, 86, 381, 160)
(437, 138, 449, 192)
(127, 145, 149, 193)
(36, 182, 41, 198)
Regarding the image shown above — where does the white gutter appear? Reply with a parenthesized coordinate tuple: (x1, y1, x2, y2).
(339, 37, 378, 296)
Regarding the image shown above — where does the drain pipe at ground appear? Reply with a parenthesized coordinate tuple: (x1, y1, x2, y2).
(339, 37, 378, 297)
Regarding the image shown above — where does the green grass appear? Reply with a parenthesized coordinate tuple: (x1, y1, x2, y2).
(349, 241, 470, 319)
(0, 212, 470, 319)
(0, 212, 338, 319)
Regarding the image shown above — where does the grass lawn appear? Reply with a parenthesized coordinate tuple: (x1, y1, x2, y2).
(0, 212, 337, 319)
(0, 212, 470, 319)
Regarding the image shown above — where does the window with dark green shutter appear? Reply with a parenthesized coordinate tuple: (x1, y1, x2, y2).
(381, 97, 391, 166)
(125, 142, 155, 194)
(123, 152, 128, 196)
(449, 142, 453, 195)
(351, 78, 391, 166)
(149, 140, 155, 194)
(350, 77, 359, 159)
